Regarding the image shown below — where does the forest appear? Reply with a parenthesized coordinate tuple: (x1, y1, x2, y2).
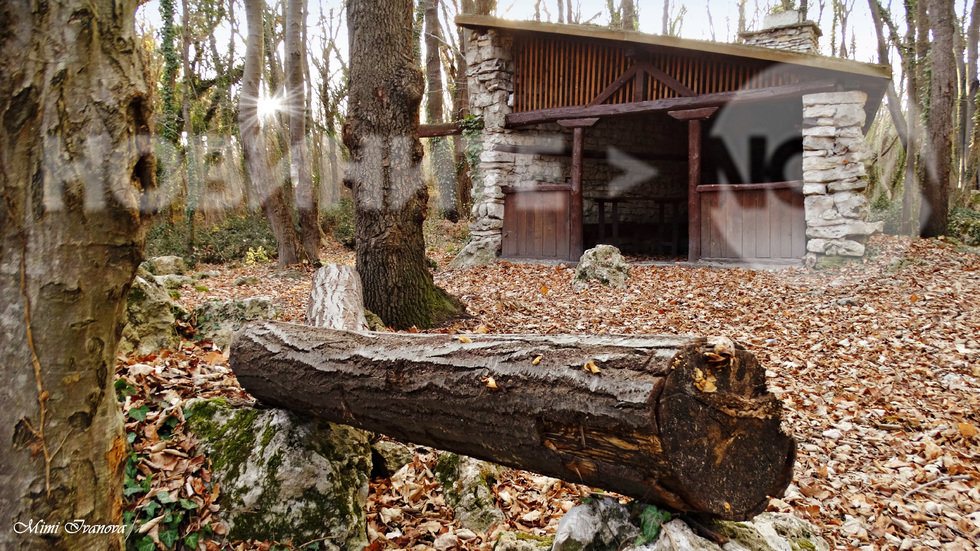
(1, 0, 979, 550)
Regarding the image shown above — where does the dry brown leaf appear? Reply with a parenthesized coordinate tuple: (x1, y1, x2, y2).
(583, 360, 600, 374)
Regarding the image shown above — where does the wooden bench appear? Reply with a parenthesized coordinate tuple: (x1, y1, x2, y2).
(589, 196, 686, 255)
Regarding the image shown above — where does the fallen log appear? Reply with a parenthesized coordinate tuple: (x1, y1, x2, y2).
(230, 323, 795, 520)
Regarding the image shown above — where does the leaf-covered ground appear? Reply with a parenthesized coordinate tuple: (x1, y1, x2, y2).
(116, 232, 980, 551)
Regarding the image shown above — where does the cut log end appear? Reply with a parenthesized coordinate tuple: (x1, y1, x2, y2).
(230, 322, 795, 521)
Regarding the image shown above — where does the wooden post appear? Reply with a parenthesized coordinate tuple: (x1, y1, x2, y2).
(669, 107, 718, 262)
(558, 118, 599, 260)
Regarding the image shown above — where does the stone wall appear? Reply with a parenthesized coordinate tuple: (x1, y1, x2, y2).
(801, 91, 883, 266)
(450, 30, 518, 267)
(739, 10, 821, 54)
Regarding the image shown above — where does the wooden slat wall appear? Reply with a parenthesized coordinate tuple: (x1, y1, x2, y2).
(698, 187, 805, 260)
(512, 36, 808, 112)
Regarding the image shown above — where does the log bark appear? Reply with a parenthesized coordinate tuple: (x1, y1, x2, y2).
(230, 323, 796, 521)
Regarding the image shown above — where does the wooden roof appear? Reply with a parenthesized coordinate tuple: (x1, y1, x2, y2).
(456, 15, 891, 127)
(456, 15, 891, 80)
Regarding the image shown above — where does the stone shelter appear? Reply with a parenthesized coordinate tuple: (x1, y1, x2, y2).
(448, 11, 891, 267)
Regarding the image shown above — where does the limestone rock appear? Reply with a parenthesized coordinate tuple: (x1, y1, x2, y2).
(493, 531, 553, 551)
(634, 519, 721, 551)
(235, 275, 261, 286)
(450, 240, 499, 269)
(805, 220, 883, 239)
(156, 274, 193, 289)
(145, 255, 186, 275)
(119, 267, 183, 356)
(434, 453, 506, 533)
(807, 238, 866, 256)
(551, 498, 639, 551)
(713, 513, 831, 551)
(371, 440, 416, 478)
(184, 399, 371, 549)
(194, 297, 280, 350)
(572, 245, 630, 292)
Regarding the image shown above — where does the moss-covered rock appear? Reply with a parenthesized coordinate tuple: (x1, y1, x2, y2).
(184, 399, 372, 549)
(193, 297, 280, 349)
(492, 531, 554, 551)
(712, 513, 829, 551)
(433, 453, 506, 532)
(572, 245, 630, 292)
(119, 266, 185, 355)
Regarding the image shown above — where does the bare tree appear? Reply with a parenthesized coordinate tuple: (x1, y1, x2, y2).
(425, 0, 459, 221)
(241, 0, 303, 266)
(286, 0, 322, 263)
(921, 0, 956, 236)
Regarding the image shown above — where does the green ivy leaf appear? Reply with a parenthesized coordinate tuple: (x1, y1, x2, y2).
(180, 498, 199, 510)
(127, 431, 137, 444)
(159, 527, 179, 548)
(157, 490, 176, 504)
(144, 501, 160, 518)
(128, 405, 150, 421)
(136, 535, 157, 551)
(184, 532, 200, 549)
(123, 484, 144, 497)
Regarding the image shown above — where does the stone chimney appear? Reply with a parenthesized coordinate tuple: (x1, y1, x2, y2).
(739, 10, 821, 54)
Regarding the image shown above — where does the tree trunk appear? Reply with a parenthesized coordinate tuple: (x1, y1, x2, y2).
(868, 0, 909, 150)
(966, 0, 980, 189)
(0, 0, 152, 547)
(231, 324, 795, 521)
(241, 0, 302, 267)
(343, 0, 464, 329)
(922, 0, 955, 237)
(425, 0, 459, 222)
(286, 0, 321, 264)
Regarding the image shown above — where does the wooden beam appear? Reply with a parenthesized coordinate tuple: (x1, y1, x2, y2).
(492, 143, 687, 163)
(558, 117, 598, 260)
(696, 181, 804, 192)
(687, 119, 703, 262)
(667, 106, 719, 121)
(637, 60, 695, 97)
(588, 64, 640, 107)
(419, 121, 464, 138)
(505, 79, 838, 127)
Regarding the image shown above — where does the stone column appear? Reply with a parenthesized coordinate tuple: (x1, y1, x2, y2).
(801, 91, 883, 267)
(449, 30, 515, 268)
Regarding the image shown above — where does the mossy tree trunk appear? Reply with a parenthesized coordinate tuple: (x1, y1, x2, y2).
(424, 0, 459, 222)
(343, 0, 463, 329)
(0, 0, 153, 547)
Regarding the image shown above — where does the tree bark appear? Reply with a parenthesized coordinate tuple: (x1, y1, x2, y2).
(868, 0, 909, 150)
(231, 323, 796, 521)
(425, 0, 459, 221)
(921, 0, 955, 237)
(0, 0, 152, 547)
(286, 0, 321, 264)
(966, 0, 980, 189)
(343, 0, 464, 329)
(240, 0, 302, 267)
(306, 265, 370, 330)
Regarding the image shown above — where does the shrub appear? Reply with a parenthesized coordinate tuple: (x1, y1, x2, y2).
(321, 197, 355, 249)
(869, 193, 904, 235)
(146, 213, 278, 266)
(949, 207, 980, 246)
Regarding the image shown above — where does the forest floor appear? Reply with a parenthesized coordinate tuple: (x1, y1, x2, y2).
(116, 226, 980, 551)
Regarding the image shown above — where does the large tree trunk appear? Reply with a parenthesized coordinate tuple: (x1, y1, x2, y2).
(231, 323, 796, 521)
(343, 0, 463, 329)
(921, 0, 955, 237)
(425, 0, 459, 222)
(286, 0, 321, 264)
(0, 0, 152, 547)
(241, 0, 302, 267)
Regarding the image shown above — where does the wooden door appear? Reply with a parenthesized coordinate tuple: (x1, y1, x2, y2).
(698, 182, 805, 261)
(501, 186, 571, 260)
